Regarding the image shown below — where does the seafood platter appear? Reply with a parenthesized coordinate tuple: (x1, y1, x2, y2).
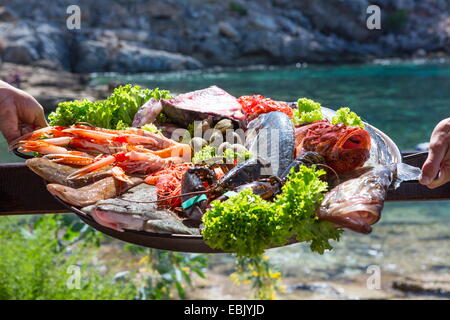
(11, 85, 421, 255)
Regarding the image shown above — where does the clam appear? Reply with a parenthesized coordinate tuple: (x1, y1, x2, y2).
(190, 137, 208, 151)
(196, 119, 212, 133)
(209, 131, 224, 146)
(214, 119, 233, 133)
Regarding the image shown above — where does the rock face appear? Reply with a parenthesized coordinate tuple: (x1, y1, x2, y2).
(0, 0, 449, 73)
(0, 20, 71, 69)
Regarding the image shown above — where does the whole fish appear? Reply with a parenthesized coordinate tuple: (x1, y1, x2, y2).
(91, 208, 146, 232)
(47, 176, 142, 207)
(312, 107, 423, 234)
(318, 166, 391, 234)
(245, 111, 295, 177)
(145, 219, 200, 235)
(26, 158, 111, 188)
(318, 163, 421, 234)
(294, 120, 371, 174)
(91, 205, 199, 234)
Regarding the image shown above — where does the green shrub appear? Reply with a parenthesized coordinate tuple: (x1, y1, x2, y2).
(129, 248, 208, 300)
(0, 215, 134, 300)
(0, 215, 209, 300)
(231, 255, 284, 300)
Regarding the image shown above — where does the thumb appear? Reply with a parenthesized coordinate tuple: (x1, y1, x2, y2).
(427, 169, 450, 189)
(32, 107, 48, 128)
(427, 154, 450, 189)
(25, 95, 48, 129)
(420, 144, 447, 185)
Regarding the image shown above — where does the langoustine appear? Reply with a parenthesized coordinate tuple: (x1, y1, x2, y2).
(14, 123, 192, 184)
(66, 148, 185, 184)
(15, 123, 190, 158)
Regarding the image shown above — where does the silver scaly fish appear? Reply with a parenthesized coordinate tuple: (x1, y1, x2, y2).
(318, 163, 421, 234)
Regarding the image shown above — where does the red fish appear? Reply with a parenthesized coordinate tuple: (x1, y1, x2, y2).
(294, 120, 371, 174)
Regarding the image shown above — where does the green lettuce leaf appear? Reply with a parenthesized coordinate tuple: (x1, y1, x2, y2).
(331, 107, 365, 128)
(292, 98, 324, 125)
(202, 166, 342, 257)
(48, 85, 171, 129)
(141, 123, 163, 135)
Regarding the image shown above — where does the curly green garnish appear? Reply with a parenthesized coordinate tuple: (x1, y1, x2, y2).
(192, 145, 216, 163)
(141, 123, 163, 135)
(292, 98, 324, 125)
(192, 145, 252, 163)
(223, 148, 253, 162)
(331, 107, 365, 128)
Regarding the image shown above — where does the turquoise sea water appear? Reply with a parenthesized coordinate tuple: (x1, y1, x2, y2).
(2, 60, 450, 282)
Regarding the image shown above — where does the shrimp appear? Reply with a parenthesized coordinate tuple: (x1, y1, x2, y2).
(17, 124, 191, 184)
(18, 140, 73, 155)
(44, 153, 97, 166)
(67, 151, 183, 183)
(9, 126, 69, 150)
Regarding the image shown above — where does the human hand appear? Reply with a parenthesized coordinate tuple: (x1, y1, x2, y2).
(0, 80, 47, 144)
(420, 118, 450, 189)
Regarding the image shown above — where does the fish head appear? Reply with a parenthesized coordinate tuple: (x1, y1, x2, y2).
(318, 166, 393, 234)
(26, 158, 58, 178)
(90, 208, 145, 232)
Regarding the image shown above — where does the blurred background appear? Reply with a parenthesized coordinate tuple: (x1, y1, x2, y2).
(1, 0, 450, 299)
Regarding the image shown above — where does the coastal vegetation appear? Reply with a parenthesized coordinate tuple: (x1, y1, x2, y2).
(0, 214, 287, 300)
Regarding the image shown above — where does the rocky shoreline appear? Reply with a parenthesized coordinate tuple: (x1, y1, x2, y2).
(0, 0, 449, 75)
(0, 62, 109, 111)
(1, 0, 449, 111)
(191, 271, 450, 300)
